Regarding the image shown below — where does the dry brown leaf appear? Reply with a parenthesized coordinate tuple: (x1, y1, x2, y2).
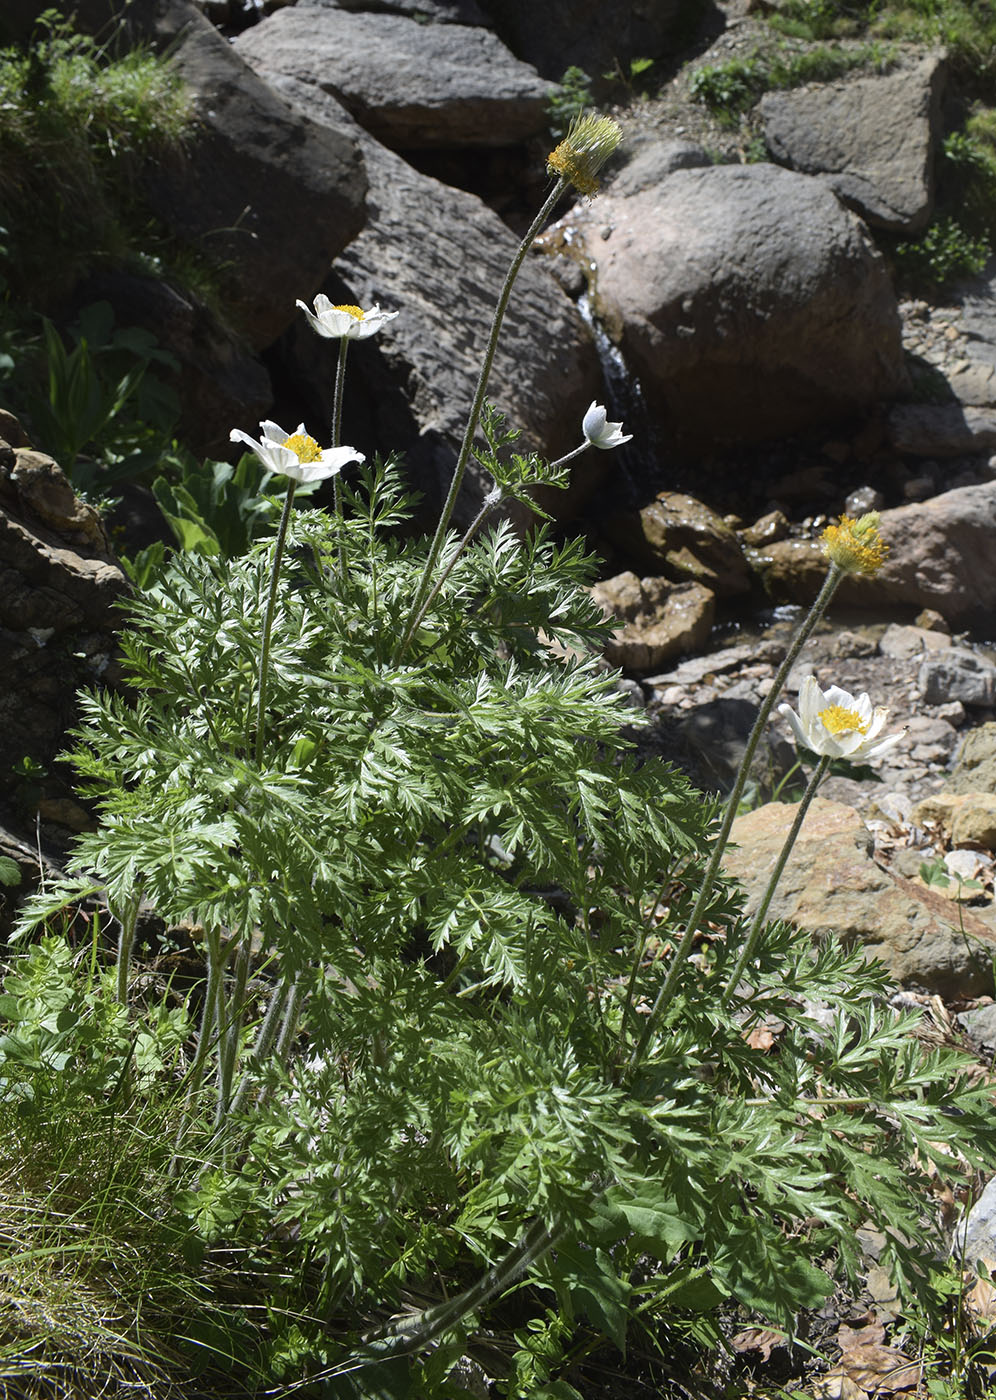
(837, 1321, 886, 1350)
(841, 1342, 921, 1394)
(731, 1326, 784, 1361)
(966, 1258, 996, 1323)
(745, 1025, 776, 1051)
(813, 1366, 866, 1399)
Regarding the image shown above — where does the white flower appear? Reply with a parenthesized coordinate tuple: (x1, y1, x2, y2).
(582, 401, 632, 450)
(779, 676, 904, 761)
(296, 294, 398, 340)
(229, 420, 364, 483)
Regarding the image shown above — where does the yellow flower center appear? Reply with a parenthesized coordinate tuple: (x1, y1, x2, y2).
(820, 513, 888, 577)
(334, 304, 365, 320)
(819, 704, 869, 736)
(282, 432, 323, 464)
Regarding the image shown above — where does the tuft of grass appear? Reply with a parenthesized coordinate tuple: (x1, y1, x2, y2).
(688, 41, 897, 126)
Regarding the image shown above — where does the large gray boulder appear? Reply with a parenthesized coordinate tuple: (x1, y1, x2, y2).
(564, 160, 909, 450)
(760, 55, 946, 234)
(234, 6, 549, 148)
(240, 64, 602, 524)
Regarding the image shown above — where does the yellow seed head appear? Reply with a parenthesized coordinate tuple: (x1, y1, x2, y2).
(819, 704, 869, 736)
(334, 304, 365, 320)
(820, 511, 888, 577)
(547, 111, 622, 197)
(283, 432, 323, 464)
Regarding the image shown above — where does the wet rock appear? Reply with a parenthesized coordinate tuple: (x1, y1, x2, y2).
(590, 572, 715, 671)
(724, 798, 996, 996)
(233, 7, 549, 149)
(759, 54, 946, 234)
(741, 509, 790, 547)
(918, 648, 996, 708)
(567, 162, 909, 451)
(605, 492, 751, 597)
(948, 723, 996, 795)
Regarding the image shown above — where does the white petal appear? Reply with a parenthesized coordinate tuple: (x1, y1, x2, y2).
(797, 676, 822, 732)
(779, 704, 812, 752)
(821, 685, 854, 710)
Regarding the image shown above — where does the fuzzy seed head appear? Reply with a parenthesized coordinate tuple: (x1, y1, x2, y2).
(547, 111, 622, 197)
(820, 512, 888, 577)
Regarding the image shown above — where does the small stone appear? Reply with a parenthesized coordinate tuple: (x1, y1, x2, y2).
(919, 649, 996, 707)
(915, 608, 950, 633)
(845, 484, 885, 515)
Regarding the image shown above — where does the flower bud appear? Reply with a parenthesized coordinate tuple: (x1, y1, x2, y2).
(820, 511, 888, 577)
(547, 111, 622, 197)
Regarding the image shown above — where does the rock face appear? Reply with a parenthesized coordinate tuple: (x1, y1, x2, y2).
(569, 161, 910, 449)
(759, 55, 946, 233)
(477, 0, 687, 82)
(0, 414, 128, 807)
(724, 798, 996, 997)
(234, 7, 550, 149)
(244, 69, 601, 523)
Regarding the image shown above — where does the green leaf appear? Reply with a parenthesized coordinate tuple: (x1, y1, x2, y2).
(0, 855, 21, 887)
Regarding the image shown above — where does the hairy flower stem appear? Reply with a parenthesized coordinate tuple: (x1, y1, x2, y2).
(351, 1215, 565, 1366)
(331, 336, 350, 580)
(226, 978, 288, 1121)
(215, 944, 250, 1130)
(169, 927, 227, 1171)
(397, 177, 568, 660)
(721, 754, 830, 1006)
(629, 563, 843, 1066)
(253, 482, 298, 766)
(112, 884, 143, 1008)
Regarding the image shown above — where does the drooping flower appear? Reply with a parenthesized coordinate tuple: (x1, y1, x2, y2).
(547, 111, 622, 197)
(821, 511, 888, 577)
(296, 294, 398, 341)
(229, 420, 364, 483)
(582, 401, 632, 450)
(779, 675, 904, 761)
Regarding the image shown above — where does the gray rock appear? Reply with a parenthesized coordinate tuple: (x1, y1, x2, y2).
(878, 623, 951, 660)
(302, 0, 488, 21)
(234, 7, 549, 148)
(919, 649, 996, 708)
(249, 72, 601, 524)
(887, 403, 996, 455)
(956, 1003, 996, 1051)
(607, 139, 712, 198)
(949, 723, 996, 795)
(724, 798, 996, 997)
(952, 1174, 996, 1266)
(759, 55, 946, 233)
(569, 163, 909, 451)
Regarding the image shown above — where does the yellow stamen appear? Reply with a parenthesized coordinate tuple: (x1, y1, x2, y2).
(334, 304, 365, 320)
(546, 111, 622, 198)
(820, 513, 888, 577)
(547, 139, 600, 197)
(819, 704, 869, 736)
(282, 432, 323, 464)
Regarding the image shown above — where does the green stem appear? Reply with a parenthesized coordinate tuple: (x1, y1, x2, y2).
(227, 978, 288, 1120)
(628, 563, 843, 1066)
(112, 884, 143, 1008)
(215, 943, 250, 1130)
(397, 177, 569, 661)
(332, 336, 349, 581)
(351, 1215, 564, 1365)
(721, 753, 830, 1005)
(254, 483, 298, 766)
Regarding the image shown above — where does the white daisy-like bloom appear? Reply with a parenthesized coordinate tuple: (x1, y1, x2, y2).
(582, 401, 632, 450)
(296, 293, 398, 341)
(229, 420, 364, 484)
(779, 676, 904, 762)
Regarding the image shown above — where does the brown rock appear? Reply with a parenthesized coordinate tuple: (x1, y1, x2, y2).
(724, 798, 996, 996)
(912, 791, 996, 850)
(606, 492, 751, 597)
(590, 572, 715, 671)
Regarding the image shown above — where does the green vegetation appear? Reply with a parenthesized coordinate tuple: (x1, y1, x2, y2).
(0, 14, 191, 305)
(546, 65, 595, 139)
(689, 42, 896, 126)
(766, 0, 996, 76)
